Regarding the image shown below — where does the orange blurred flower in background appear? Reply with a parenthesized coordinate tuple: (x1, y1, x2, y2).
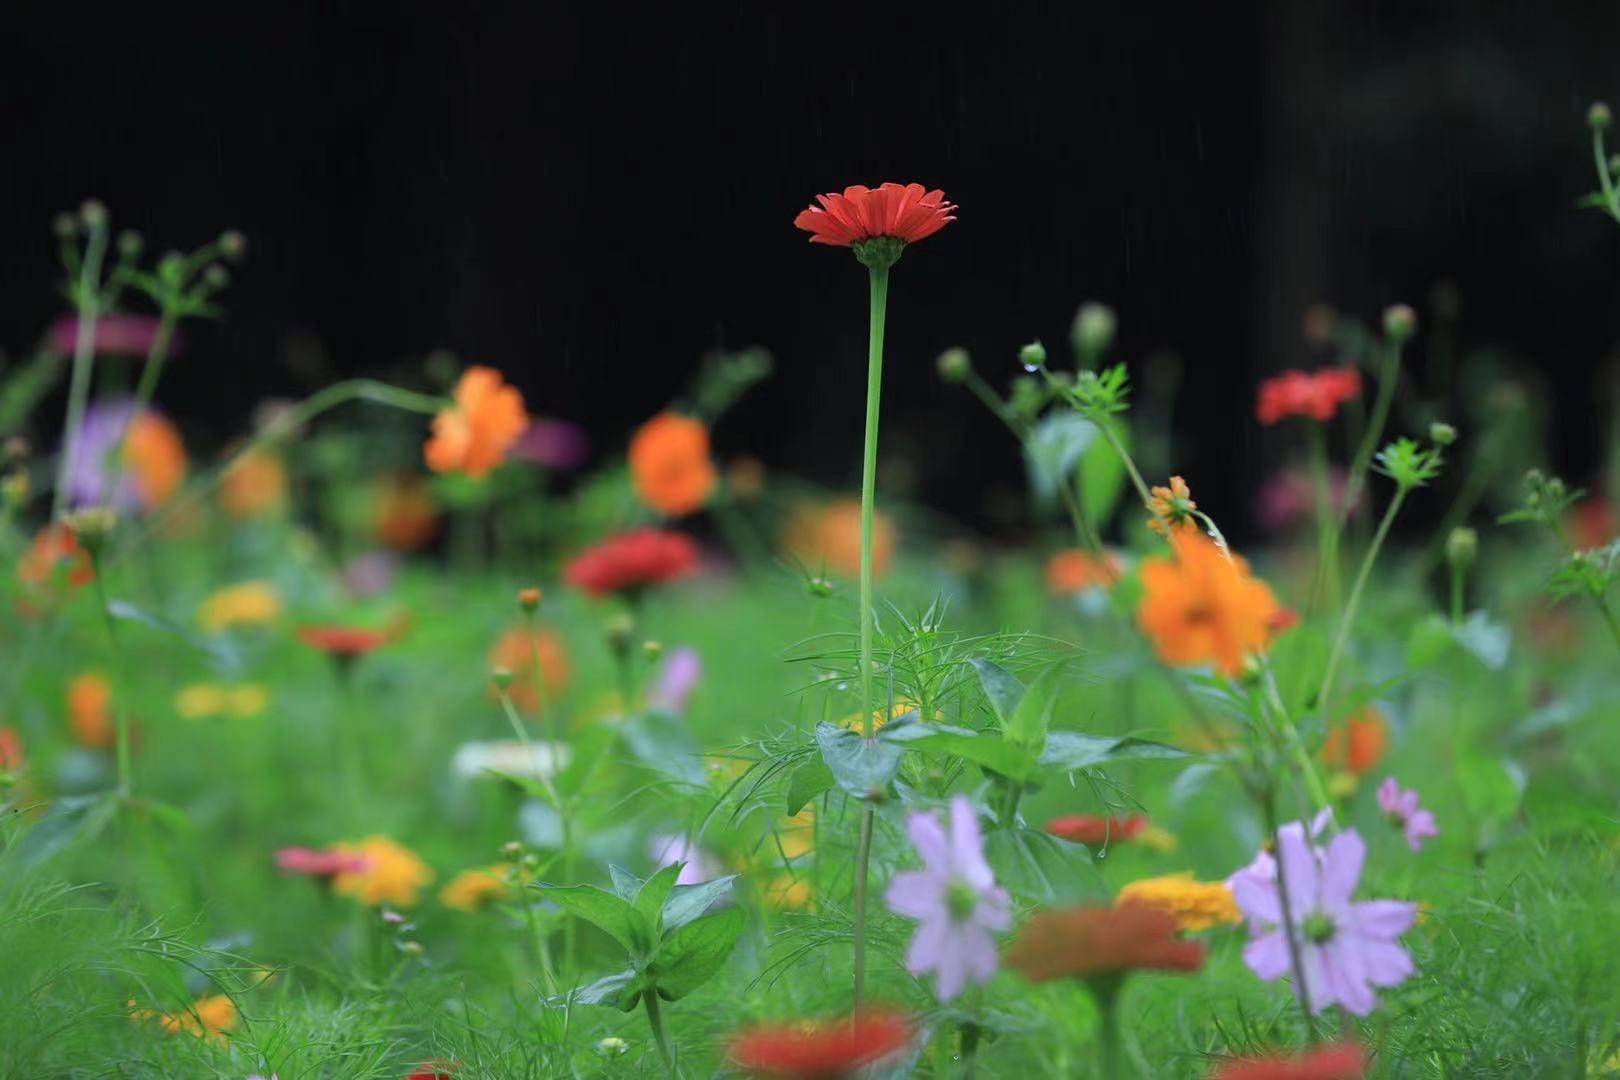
(1138, 532, 1281, 677)
(1045, 549, 1122, 594)
(487, 624, 570, 713)
(424, 366, 528, 479)
(1321, 706, 1389, 776)
(781, 498, 895, 579)
(124, 411, 187, 507)
(0, 726, 24, 772)
(1148, 475, 1198, 537)
(67, 673, 116, 749)
(218, 448, 288, 520)
(1005, 902, 1206, 983)
(131, 993, 238, 1044)
(372, 473, 440, 551)
(19, 524, 95, 591)
(629, 412, 716, 517)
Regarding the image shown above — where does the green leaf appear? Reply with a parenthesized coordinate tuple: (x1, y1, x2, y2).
(646, 906, 745, 1002)
(535, 883, 652, 960)
(1077, 420, 1128, 526)
(1007, 663, 1065, 749)
(1024, 413, 1099, 506)
(662, 875, 737, 934)
(1, 794, 118, 876)
(1039, 731, 1187, 771)
(620, 711, 706, 787)
(607, 864, 645, 902)
(970, 659, 1025, 731)
(784, 759, 834, 815)
(554, 724, 617, 799)
(634, 862, 684, 937)
(1457, 755, 1524, 845)
(984, 828, 1104, 905)
(917, 729, 1038, 784)
(815, 722, 903, 800)
(106, 599, 241, 673)
(1405, 613, 1454, 669)
(553, 968, 643, 1012)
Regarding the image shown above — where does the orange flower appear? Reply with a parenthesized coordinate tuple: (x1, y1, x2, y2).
(729, 1008, 912, 1079)
(629, 412, 716, 517)
(1211, 1041, 1367, 1080)
(218, 448, 288, 519)
(1148, 475, 1198, 536)
(1321, 706, 1388, 776)
(124, 411, 187, 507)
(67, 673, 116, 749)
(0, 726, 24, 771)
(487, 624, 570, 713)
(1137, 532, 1281, 678)
(424, 366, 528, 479)
(372, 473, 440, 551)
(1045, 549, 1121, 594)
(18, 524, 95, 590)
(131, 993, 238, 1044)
(298, 623, 398, 659)
(781, 499, 895, 579)
(1005, 902, 1205, 983)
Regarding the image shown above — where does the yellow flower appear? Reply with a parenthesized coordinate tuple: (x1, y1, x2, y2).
(197, 581, 281, 632)
(762, 873, 813, 911)
(838, 699, 932, 733)
(176, 683, 228, 719)
(132, 993, 238, 1044)
(226, 684, 269, 718)
(777, 807, 815, 861)
(330, 836, 433, 907)
(1136, 824, 1179, 854)
(440, 864, 512, 911)
(1116, 872, 1241, 932)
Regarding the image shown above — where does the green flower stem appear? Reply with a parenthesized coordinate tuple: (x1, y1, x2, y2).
(495, 687, 560, 991)
(1317, 484, 1410, 730)
(1306, 421, 1341, 613)
(1341, 339, 1403, 529)
(1096, 417, 1154, 512)
(851, 264, 889, 1008)
(1592, 123, 1620, 224)
(643, 989, 677, 1075)
(89, 564, 134, 797)
(1449, 561, 1466, 624)
(1264, 803, 1318, 1044)
(97, 311, 178, 508)
(1257, 660, 1334, 825)
(1547, 518, 1620, 659)
(52, 221, 111, 521)
(1092, 978, 1124, 1078)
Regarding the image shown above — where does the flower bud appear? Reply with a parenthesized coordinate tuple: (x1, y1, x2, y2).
(518, 586, 542, 612)
(2, 469, 27, 507)
(606, 612, 636, 657)
(596, 1037, 631, 1058)
(52, 212, 77, 239)
(61, 507, 117, 557)
(1072, 301, 1117, 358)
(500, 841, 523, 858)
(203, 264, 230, 289)
(490, 666, 514, 691)
(219, 229, 247, 261)
(642, 640, 662, 660)
(807, 575, 834, 598)
(1445, 527, 1477, 570)
(379, 908, 406, 926)
(1428, 421, 1457, 446)
(159, 251, 186, 283)
(117, 230, 143, 258)
(1589, 101, 1612, 130)
(1018, 341, 1047, 370)
(79, 199, 107, 229)
(1382, 303, 1417, 342)
(935, 347, 971, 384)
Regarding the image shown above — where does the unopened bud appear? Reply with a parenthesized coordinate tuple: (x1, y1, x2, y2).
(203, 264, 229, 289)
(219, 229, 247, 260)
(1446, 527, 1478, 569)
(606, 612, 635, 656)
(642, 640, 662, 660)
(1383, 304, 1417, 342)
(935, 347, 971, 384)
(158, 251, 186, 282)
(490, 666, 514, 690)
(1072, 301, 1117, 358)
(807, 576, 834, 598)
(379, 908, 406, 926)
(596, 1037, 631, 1058)
(1589, 101, 1612, 130)
(1429, 422, 1458, 446)
(79, 199, 107, 229)
(117, 230, 143, 258)
(517, 587, 541, 613)
(1018, 341, 1047, 370)
(500, 841, 523, 858)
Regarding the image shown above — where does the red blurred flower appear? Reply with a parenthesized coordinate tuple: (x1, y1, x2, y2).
(49, 313, 178, 358)
(18, 524, 95, 590)
(728, 1008, 911, 1079)
(794, 184, 956, 249)
(1005, 902, 1206, 983)
(0, 726, 23, 771)
(275, 845, 372, 877)
(1255, 366, 1362, 426)
(1045, 814, 1149, 847)
(297, 624, 395, 658)
(404, 1061, 458, 1080)
(1209, 1041, 1366, 1080)
(564, 529, 698, 598)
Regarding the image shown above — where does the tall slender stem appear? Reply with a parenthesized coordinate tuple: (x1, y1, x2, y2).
(852, 264, 889, 1008)
(53, 223, 111, 520)
(1265, 806, 1317, 1043)
(643, 989, 676, 1075)
(1318, 486, 1409, 728)
(1341, 340, 1402, 529)
(97, 312, 178, 508)
(90, 567, 133, 797)
(1306, 421, 1341, 613)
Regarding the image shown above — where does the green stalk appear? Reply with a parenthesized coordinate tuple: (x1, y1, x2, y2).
(1317, 485, 1409, 728)
(96, 312, 178, 508)
(53, 223, 111, 520)
(1593, 123, 1620, 224)
(852, 264, 889, 1007)
(90, 565, 134, 797)
(1306, 421, 1341, 613)
(1341, 339, 1403, 529)
(643, 990, 677, 1075)
(1264, 805, 1318, 1044)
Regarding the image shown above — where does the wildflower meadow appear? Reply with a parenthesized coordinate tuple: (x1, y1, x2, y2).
(6, 96, 1620, 1080)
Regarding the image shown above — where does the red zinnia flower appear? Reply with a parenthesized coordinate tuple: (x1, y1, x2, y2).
(1209, 1041, 1366, 1080)
(0, 726, 23, 771)
(1255, 366, 1362, 426)
(728, 1008, 911, 1079)
(275, 845, 373, 877)
(564, 529, 698, 598)
(1046, 814, 1149, 847)
(297, 624, 396, 658)
(1005, 902, 1206, 983)
(404, 1061, 458, 1080)
(794, 184, 956, 249)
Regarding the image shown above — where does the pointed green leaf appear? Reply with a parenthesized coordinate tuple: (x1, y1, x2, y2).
(535, 883, 653, 960)
(915, 728, 1039, 784)
(646, 906, 745, 1001)
(1040, 731, 1187, 771)
(984, 828, 1104, 905)
(970, 659, 1026, 731)
(815, 722, 903, 800)
(607, 864, 645, 902)
(549, 968, 643, 1012)
(1008, 663, 1065, 749)
(785, 759, 834, 816)
(634, 862, 684, 936)
(1077, 421, 1129, 526)
(663, 875, 738, 935)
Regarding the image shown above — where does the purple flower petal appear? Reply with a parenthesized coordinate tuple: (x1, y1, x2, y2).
(1319, 830, 1366, 914)
(885, 870, 946, 920)
(1276, 823, 1321, 920)
(1243, 930, 1293, 980)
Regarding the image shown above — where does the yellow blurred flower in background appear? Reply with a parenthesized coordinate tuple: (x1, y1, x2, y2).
(218, 448, 288, 520)
(176, 683, 270, 720)
(440, 864, 513, 911)
(330, 836, 433, 907)
(1115, 872, 1241, 932)
(197, 581, 281, 632)
(131, 993, 237, 1043)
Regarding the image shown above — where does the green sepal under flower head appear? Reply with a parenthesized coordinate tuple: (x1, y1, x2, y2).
(853, 236, 907, 270)
(1067, 362, 1132, 419)
(1499, 469, 1584, 528)
(1374, 437, 1444, 490)
(1548, 542, 1620, 602)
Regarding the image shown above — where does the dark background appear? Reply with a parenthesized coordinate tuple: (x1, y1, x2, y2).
(5, 5, 1619, 538)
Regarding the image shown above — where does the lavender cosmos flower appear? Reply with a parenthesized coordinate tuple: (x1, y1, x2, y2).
(649, 832, 721, 885)
(884, 795, 1011, 1001)
(509, 417, 589, 470)
(1377, 777, 1439, 853)
(1230, 823, 1416, 1016)
(647, 647, 702, 714)
(62, 400, 142, 510)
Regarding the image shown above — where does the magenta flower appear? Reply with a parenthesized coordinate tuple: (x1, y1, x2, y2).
(1377, 777, 1438, 853)
(274, 846, 371, 877)
(647, 647, 702, 714)
(509, 417, 589, 470)
(1229, 823, 1416, 1016)
(48, 313, 177, 358)
(884, 795, 1011, 1002)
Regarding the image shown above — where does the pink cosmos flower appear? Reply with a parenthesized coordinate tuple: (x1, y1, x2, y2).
(1376, 778, 1438, 853)
(884, 795, 1011, 1002)
(49, 313, 178, 358)
(1229, 823, 1416, 1016)
(275, 846, 371, 877)
(647, 647, 702, 714)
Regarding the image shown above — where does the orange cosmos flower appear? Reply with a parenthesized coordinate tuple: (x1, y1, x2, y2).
(124, 411, 187, 507)
(1045, 549, 1122, 594)
(1005, 902, 1205, 984)
(1321, 706, 1389, 776)
(131, 993, 238, 1044)
(728, 1008, 912, 1079)
(629, 412, 716, 517)
(1210, 1042, 1367, 1080)
(1046, 814, 1149, 848)
(794, 183, 956, 249)
(218, 447, 288, 519)
(18, 524, 95, 591)
(372, 473, 440, 551)
(487, 624, 570, 713)
(424, 366, 528, 479)
(1148, 475, 1198, 536)
(67, 673, 116, 749)
(781, 499, 895, 579)
(1137, 532, 1281, 677)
